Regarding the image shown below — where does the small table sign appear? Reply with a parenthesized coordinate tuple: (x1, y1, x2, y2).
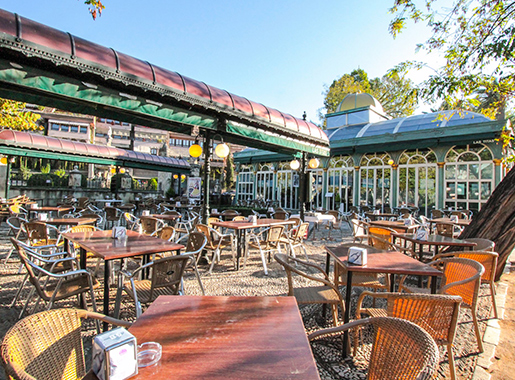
(348, 246, 367, 266)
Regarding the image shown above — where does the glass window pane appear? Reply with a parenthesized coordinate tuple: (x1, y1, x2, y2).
(481, 163, 493, 179)
(446, 182, 456, 199)
(445, 165, 456, 179)
(457, 164, 468, 180)
(469, 164, 479, 180)
(457, 182, 467, 199)
(481, 182, 491, 199)
(469, 183, 479, 199)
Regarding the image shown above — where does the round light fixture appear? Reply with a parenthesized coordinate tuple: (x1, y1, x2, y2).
(173, 174, 179, 179)
(0, 157, 7, 165)
(181, 174, 186, 179)
(110, 167, 116, 174)
(308, 158, 320, 169)
(290, 159, 300, 170)
(119, 168, 126, 174)
(189, 143, 203, 158)
(214, 143, 230, 158)
(388, 159, 394, 166)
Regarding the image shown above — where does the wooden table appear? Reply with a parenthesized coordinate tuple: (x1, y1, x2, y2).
(28, 206, 73, 217)
(369, 219, 418, 233)
(429, 217, 471, 230)
(85, 295, 320, 380)
(210, 211, 241, 221)
(62, 230, 183, 330)
(40, 217, 98, 227)
(364, 212, 399, 221)
(325, 244, 443, 356)
(211, 218, 295, 270)
(392, 233, 477, 260)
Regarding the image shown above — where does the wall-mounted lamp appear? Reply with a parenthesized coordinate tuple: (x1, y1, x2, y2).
(290, 159, 300, 170)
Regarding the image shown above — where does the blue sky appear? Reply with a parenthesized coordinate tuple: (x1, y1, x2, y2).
(1, 0, 441, 124)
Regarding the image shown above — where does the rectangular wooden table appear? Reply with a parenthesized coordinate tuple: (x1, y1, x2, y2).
(211, 218, 295, 270)
(40, 217, 98, 227)
(368, 219, 418, 233)
(62, 230, 183, 330)
(428, 217, 471, 230)
(392, 232, 477, 260)
(86, 295, 320, 380)
(28, 206, 73, 217)
(325, 244, 443, 356)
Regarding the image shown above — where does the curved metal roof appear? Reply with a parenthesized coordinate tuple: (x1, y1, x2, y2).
(0, 130, 190, 173)
(329, 110, 492, 141)
(336, 93, 384, 114)
(0, 9, 329, 156)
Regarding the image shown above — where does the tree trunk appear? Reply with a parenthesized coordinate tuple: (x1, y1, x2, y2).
(458, 167, 515, 280)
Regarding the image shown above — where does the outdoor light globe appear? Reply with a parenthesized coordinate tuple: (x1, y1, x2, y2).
(214, 143, 230, 158)
(388, 159, 394, 166)
(290, 159, 300, 170)
(181, 174, 186, 179)
(110, 167, 116, 174)
(308, 158, 320, 169)
(173, 174, 179, 179)
(189, 143, 202, 158)
(0, 157, 7, 165)
(119, 168, 126, 174)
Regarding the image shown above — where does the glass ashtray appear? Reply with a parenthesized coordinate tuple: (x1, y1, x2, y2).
(137, 342, 162, 367)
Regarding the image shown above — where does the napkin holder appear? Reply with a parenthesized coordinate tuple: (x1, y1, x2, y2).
(31, 203, 38, 209)
(450, 215, 459, 222)
(348, 246, 367, 266)
(404, 217, 414, 226)
(247, 215, 257, 224)
(37, 213, 47, 221)
(112, 227, 127, 239)
(92, 327, 138, 380)
(373, 209, 380, 215)
(176, 201, 181, 207)
(141, 210, 150, 216)
(212, 208, 218, 214)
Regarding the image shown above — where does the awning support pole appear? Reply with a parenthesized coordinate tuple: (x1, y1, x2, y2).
(201, 131, 211, 224)
(5, 156, 11, 198)
(299, 152, 307, 222)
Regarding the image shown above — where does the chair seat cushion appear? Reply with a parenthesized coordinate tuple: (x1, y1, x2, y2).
(123, 280, 180, 303)
(293, 285, 341, 305)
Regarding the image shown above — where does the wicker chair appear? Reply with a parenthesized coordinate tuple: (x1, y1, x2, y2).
(104, 206, 122, 229)
(232, 215, 247, 221)
(278, 222, 310, 261)
(115, 255, 190, 318)
(355, 291, 462, 380)
(123, 212, 140, 231)
(431, 209, 444, 219)
(466, 237, 495, 252)
(0, 308, 131, 380)
(272, 211, 289, 220)
(3, 216, 27, 263)
(175, 232, 208, 295)
(139, 216, 165, 235)
(151, 226, 176, 242)
(350, 218, 369, 243)
(11, 238, 99, 319)
(398, 257, 485, 352)
(325, 210, 345, 240)
(436, 250, 499, 319)
(196, 223, 234, 274)
(309, 317, 439, 380)
(274, 253, 344, 327)
(247, 225, 285, 275)
(24, 221, 61, 248)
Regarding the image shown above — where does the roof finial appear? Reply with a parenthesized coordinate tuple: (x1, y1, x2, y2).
(302, 111, 307, 121)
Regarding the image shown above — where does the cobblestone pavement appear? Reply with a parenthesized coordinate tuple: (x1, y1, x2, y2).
(0, 222, 502, 379)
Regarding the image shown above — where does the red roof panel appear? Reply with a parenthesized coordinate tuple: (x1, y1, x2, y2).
(74, 36, 118, 70)
(248, 101, 270, 121)
(231, 94, 253, 115)
(296, 119, 311, 136)
(0, 9, 16, 36)
(182, 76, 211, 101)
(20, 16, 71, 56)
(207, 85, 234, 109)
(117, 51, 154, 82)
(153, 65, 185, 93)
(267, 108, 286, 127)
(283, 114, 299, 132)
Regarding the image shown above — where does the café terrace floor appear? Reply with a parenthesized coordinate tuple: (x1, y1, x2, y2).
(0, 222, 509, 380)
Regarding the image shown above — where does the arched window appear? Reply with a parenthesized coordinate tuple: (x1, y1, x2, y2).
(327, 155, 354, 212)
(237, 165, 254, 201)
(444, 144, 493, 212)
(359, 153, 391, 210)
(398, 149, 437, 216)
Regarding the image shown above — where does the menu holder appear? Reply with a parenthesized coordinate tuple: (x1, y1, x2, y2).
(92, 327, 138, 380)
(348, 246, 367, 266)
(112, 227, 127, 239)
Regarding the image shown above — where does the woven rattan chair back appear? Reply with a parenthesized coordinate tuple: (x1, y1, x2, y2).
(139, 216, 160, 235)
(196, 223, 216, 249)
(466, 237, 495, 252)
(436, 222, 454, 238)
(163, 210, 181, 217)
(309, 317, 439, 380)
(155, 226, 176, 242)
(0, 308, 130, 380)
(431, 209, 444, 218)
(265, 225, 285, 247)
(104, 206, 119, 221)
(273, 211, 288, 220)
(274, 253, 344, 326)
(24, 222, 50, 244)
(232, 215, 247, 221)
(292, 222, 309, 243)
(123, 212, 139, 230)
(149, 255, 190, 298)
(451, 211, 468, 219)
(356, 291, 462, 379)
(184, 231, 207, 254)
(350, 219, 369, 243)
(77, 197, 90, 209)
